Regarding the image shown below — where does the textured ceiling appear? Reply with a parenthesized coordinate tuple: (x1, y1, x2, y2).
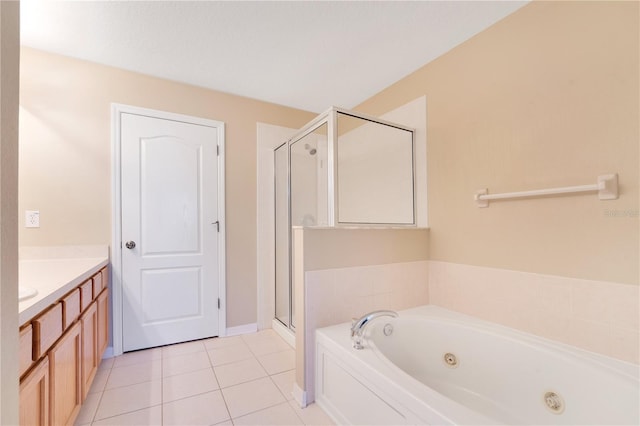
(21, 1, 528, 113)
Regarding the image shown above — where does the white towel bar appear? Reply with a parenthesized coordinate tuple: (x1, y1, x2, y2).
(475, 174, 618, 208)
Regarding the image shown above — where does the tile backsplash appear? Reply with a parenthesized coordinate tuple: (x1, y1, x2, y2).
(303, 260, 429, 402)
(301, 259, 638, 405)
(428, 261, 639, 364)
(305, 260, 429, 331)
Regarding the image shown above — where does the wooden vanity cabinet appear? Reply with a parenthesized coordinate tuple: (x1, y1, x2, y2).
(19, 357, 50, 426)
(19, 266, 109, 426)
(80, 302, 98, 400)
(49, 321, 82, 426)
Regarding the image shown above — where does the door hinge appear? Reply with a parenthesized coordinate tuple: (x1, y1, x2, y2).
(217, 145, 220, 156)
(217, 298, 221, 309)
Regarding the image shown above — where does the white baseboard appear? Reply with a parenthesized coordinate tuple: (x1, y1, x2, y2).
(226, 323, 258, 337)
(293, 383, 308, 408)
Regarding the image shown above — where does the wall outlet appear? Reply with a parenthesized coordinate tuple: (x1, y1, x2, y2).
(25, 210, 40, 228)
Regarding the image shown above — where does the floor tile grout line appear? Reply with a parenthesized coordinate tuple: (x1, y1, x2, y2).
(205, 339, 233, 424)
(91, 365, 163, 423)
(91, 402, 164, 424)
(87, 333, 306, 425)
(231, 400, 302, 424)
(86, 365, 111, 425)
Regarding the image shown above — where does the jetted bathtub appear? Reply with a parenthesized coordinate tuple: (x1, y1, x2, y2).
(315, 306, 639, 425)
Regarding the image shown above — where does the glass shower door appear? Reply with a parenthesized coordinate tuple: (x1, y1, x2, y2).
(274, 123, 328, 331)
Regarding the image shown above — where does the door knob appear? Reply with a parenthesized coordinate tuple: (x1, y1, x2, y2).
(125, 241, 136, 249)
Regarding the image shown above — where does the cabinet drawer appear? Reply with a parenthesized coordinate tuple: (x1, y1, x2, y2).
(92, 271, 103, 297)
(80, 279, 93, 312)
(62, 288, 81, 329)
(33, 303, 63, 360)
(101, 266, 109, 291)
(19, 325, 33, 377)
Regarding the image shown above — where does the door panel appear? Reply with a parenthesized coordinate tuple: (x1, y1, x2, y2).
(141, 137, 202, 255)
(121, 113, 219, 352)
(140, 267, 202, 323)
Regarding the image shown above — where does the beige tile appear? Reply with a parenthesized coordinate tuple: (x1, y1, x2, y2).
(270, 370, 295, 400)
(88, 368, 109, 394)
(242, 329, 291, 356)
(162, 339, 206, 358)
(92, 406, 162, 426)
(571, 280, 613, 322)
(163, 390, 230, 426)
(241, 329, 279, 345)
(214, 357, 267, 388)
(257, 349, 295, 375)
(208, 342, 254, 366)
(163, 367, 219, 403)
(527, 311, 572, 344)
(204, 335, 246, 350)
(94, 380, 162, 420)
(529, 274, 572, 316)
(105, 359, 162, 389)
(112, 348, 162, 369)
(74, 391, 101, 425)
(222, 377, 286, 418)
(288, 401, 335, 425)
(98, 356, 115, 371)
(213, 421, 234, 426)
(610, 283, 640, 331)
(567, 318, 612, 356)
(610, 327, 640, 364)
(162, 350, 212, 377)
(233, 401, 303, 425)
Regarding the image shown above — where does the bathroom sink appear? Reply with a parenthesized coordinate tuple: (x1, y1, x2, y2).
(19, 286, 38, 302)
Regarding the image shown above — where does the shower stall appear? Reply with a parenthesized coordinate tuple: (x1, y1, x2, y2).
(273, 107, 415, 331)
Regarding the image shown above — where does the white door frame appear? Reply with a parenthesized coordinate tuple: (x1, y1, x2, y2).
(111, 103, 226, 356)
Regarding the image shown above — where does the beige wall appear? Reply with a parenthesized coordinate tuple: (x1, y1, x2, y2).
(356, 1, 639, 285)
(0, 1, 20, 423)
(19, 47, 316, 327)
(303, 228, 429, 270)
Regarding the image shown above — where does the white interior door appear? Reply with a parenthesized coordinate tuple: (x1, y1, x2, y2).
(120, 112, 220, 352)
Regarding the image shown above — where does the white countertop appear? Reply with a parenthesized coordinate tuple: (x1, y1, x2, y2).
(19, 246, 110, 325)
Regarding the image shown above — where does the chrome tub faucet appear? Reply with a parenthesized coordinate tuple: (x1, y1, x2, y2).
(350, 310, 398, 349)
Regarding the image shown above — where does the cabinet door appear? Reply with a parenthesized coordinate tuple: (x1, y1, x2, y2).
(97, 289, 109, 359)
(80, 302, 98, 400)
(20, 357, 50, 426)
(49, 321, 82, 426)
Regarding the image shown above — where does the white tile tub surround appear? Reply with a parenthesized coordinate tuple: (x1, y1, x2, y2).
(302, 260, 429, 403)
(428, 261, 639, 364)
(306, 261, 430, 330)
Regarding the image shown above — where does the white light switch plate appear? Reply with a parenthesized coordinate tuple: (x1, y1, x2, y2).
(25, 210, 40, 228)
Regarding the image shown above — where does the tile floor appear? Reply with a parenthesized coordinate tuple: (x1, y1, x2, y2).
(75, 329, 335, 426)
